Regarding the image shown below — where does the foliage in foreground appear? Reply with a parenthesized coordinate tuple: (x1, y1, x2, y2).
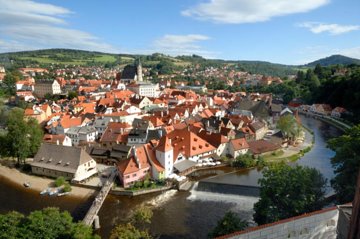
(254, 163, 327, 225)
(208, 211, 248, 238)
(110, 206, 153, 239)
(328, 124, 360, 203)
(0, 207, 99, 239)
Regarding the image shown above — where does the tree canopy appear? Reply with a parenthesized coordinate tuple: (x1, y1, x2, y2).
(254, 163, 327, 225)
(328, 124, 360, 203)
(0, 107, 43, 164)
(0, 207, 99, 239)
(208, 211, 248, 238)
(110, 206, 153, 239)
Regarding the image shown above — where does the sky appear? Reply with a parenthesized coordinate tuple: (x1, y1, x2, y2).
(0, 0, 360, 65)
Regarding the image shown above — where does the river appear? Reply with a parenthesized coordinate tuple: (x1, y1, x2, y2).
(0, 116, 342, 238)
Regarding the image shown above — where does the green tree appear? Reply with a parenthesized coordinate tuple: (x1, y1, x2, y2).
(277, 114, 300, 140)
(3, 108, 43, 164)
(328, 125, 360, 203)
(55, 176, 66, 187)
(68, 91, 78, 100)
(254, 163, 327, 225)
(131, 206, 153, 228)
(231, 154, 256, 168)
(110, 223, 152, 239)
(0, 211, 24, 239)
(2, 71, 21, 96)
(208, 211, 248, 238)
(0, 208, 98, 239)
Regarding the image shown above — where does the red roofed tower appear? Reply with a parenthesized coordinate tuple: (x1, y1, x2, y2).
(156, 136, 173, 177)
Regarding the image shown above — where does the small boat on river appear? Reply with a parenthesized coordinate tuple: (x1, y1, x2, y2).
(48, 188, 60, 196)
(57, 192, 70, 197)
(23, 182, 31, 188)
(40, 188, 50, 195)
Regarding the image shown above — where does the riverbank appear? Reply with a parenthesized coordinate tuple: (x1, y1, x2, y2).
(262, 126, 314, 163)
(0, 164, 96, 199)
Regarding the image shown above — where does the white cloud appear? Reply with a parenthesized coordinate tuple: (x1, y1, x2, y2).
(298, 22, 360, 35)
(182, 0, 329, 24)
(152, 34, 217, 58)
(0, 0, 118, 53)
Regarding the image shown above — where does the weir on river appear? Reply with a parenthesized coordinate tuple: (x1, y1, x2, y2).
(82, 168, 117, 228)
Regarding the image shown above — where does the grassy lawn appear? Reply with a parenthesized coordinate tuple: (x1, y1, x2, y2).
(262, 150, 284, 161)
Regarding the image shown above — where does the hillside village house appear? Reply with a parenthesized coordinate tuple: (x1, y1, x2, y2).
(228, 138, 250, 158)
(331, 107, 347, 118)
(310, 104, 332, 115)
(30, 144, 97, 182)
(65, 125, 98, 146)
(127, 82, 160, 98)
(34, 79, 62, 98)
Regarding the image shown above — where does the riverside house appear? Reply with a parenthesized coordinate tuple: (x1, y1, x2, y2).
(30, 144, 97, 182)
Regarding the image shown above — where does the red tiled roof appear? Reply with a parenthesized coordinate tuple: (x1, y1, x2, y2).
(156, 136, 173, 152)
(230, 138, 249, 151)
(165, 129, 216, 160)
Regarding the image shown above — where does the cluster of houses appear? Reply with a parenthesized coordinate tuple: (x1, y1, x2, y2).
(288, 100, 349, 119)
(6, 63, 298, 188)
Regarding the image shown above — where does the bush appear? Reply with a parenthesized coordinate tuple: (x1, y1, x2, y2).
(231, 154, 256, 168)
(63, 182, 72, 192)
(54, 176, 65, 187)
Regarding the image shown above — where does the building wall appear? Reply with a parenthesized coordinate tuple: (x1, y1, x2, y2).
(121, 167, 151, 188)
(31, 166, 74, 180)
(73, 159, 97, 182)
(225, 208, 338, 239)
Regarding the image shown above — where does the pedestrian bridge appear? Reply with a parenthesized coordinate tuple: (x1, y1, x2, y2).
(82, 168, 117, 228)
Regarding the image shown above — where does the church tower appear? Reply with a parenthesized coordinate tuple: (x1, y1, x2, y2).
(136, 58, 143, 82)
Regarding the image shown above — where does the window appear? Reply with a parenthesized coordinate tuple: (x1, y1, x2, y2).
(132, 173, 137, 177)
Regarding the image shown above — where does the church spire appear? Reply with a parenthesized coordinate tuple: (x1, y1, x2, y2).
(137, 58, 143, 82)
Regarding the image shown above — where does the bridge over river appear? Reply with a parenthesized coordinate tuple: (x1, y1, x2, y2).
(82, 168, 117, 228)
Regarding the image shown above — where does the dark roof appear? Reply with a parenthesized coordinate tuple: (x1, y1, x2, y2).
(121, 65, 137, 80)
(31, 144, 93, 173)
(271, 104, 282, 113)
(132, 118, 150, 130)
(128, 129, 147, 139)
(249, 121, 266, 132)
(232, 100, 270, 119)
(248, 140, 280, 154)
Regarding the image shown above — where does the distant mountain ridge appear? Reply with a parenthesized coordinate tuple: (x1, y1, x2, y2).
(306, 54, 360, 67)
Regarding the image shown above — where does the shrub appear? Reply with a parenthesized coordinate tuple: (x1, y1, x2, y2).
(63, 182, 72, 192)
(231, 154, 256, 168)
(54, 176, 65, 187)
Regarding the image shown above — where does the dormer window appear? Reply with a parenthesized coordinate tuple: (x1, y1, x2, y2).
(48, 158, 52, 162)
(57, 160, 62, 164)
(66, 162, 70, 166)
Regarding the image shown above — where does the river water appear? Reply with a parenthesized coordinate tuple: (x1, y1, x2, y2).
(0, 116, 342, 238)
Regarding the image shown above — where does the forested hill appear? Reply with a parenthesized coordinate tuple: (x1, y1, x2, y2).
(0, 49, 359, 77)
(306, 54, 360, 67)
(0, 49, 298, 77)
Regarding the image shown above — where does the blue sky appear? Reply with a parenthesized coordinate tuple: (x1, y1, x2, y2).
(0, 0, 359, 64)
